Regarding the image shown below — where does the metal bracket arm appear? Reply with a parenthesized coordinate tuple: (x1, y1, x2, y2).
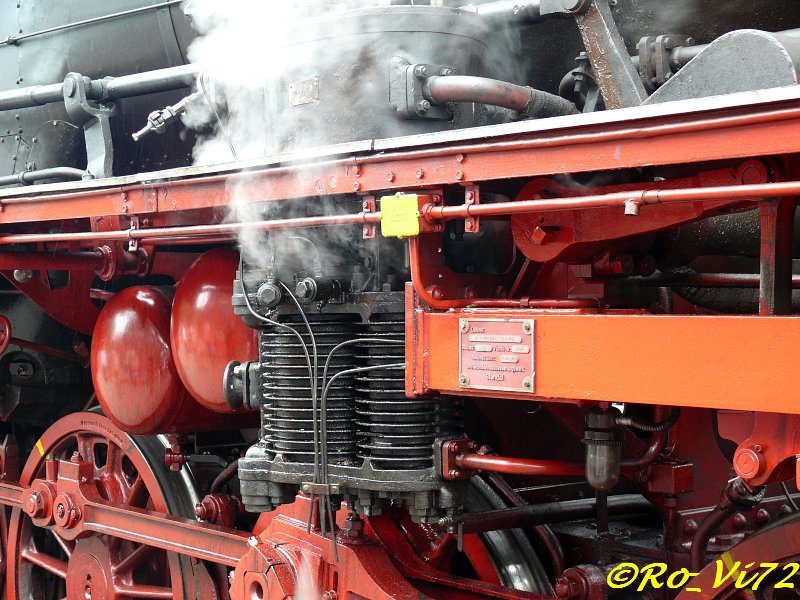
(7, 457, 250, 566)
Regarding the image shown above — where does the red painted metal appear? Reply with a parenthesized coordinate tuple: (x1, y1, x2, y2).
(0, 251, 103, 271)
(0, 315, 85, 362)
(90, 286, 229, 434)
(7, 413, 203, 599)
(408, 304, 800, 413)
(455, 454, 585, 478)
(3, 268, 100, 335)
(171, 249, 259, 413)
(0, 92, 798, 227)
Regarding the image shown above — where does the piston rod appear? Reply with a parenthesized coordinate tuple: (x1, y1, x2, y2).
(439, 494, 653, 534)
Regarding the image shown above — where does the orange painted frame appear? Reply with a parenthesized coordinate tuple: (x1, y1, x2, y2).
(407, 299, 800, 413)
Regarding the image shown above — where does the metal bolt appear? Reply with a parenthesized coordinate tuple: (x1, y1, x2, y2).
(523, 378, 533, 390)
(624, 199, 641, 216)
(459, 374, 469, 386)
(448, 469, 462, 479)
(460, 319, 469, 333)
(414, 65, 429, 78)
(353, 182, 361, 192)
(455, 171, 464, 181)
(386, 172, 395, 182)
(684, 519, 698, 534)
(13, 269, 33, 284)
(415, 169, 424, 179)
(440, 68, 453, 76)
(523, 321, 533, 334)
(416, 99, 431, 114)
(554, 577, 574, 599)
(732, 512, 748, 530)
(24, 492, 44, 518)
(56, 503, 65, 519)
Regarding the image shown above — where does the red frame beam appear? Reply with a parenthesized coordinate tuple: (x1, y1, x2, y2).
(0, 91, 798, 227)
(408, 305, 800, 414)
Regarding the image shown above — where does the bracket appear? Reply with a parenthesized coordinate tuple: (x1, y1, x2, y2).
(464, 185, 480, 234)
(361, 195, 377, 240)
(389, 58, 455, 121)
(63, 72, 119, 179)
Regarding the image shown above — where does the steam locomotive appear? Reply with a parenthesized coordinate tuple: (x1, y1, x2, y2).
(0, 1, 799, 598)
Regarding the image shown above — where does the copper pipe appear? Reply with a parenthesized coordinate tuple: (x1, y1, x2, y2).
(0, 180, 798, 248)
(424, 180, 800, 223)
(456, 453, 585, 477)
(0, 212, 380, 245)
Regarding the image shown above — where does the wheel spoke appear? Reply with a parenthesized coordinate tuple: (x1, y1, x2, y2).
(20, 548, 68, 579)
(49, 530, 74, 559)
(105, 441, 121, 471)
(115, 543, 158, 575)
(75, 433, 93, 463)
(115, 583, 174, 599)
(128, 475, 148, 507)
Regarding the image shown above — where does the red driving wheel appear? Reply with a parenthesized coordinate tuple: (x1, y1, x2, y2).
(6, 413, 200, 600)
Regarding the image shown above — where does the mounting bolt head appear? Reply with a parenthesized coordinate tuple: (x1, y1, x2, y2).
(414, 65, 429, 78)
(734, 447, 764, 479)
(531, 225, 559, 246)
(23, 492, 45, 518)
(416, 99, 431, 114)
(12, 269, 33, 284)
(458, 374, 469, 386)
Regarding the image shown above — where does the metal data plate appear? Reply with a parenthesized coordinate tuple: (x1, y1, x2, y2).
(458, 319, 535, 393)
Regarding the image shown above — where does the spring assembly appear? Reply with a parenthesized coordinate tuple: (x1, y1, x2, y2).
(356, 315, 450, 470)
(260, 316, 361, 465)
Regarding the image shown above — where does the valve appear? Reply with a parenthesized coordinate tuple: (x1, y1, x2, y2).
(132, 91, 203, 142)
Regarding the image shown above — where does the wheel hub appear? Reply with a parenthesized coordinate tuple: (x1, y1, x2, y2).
(67, 537, 118, 600)
(66, 538, 115, 600)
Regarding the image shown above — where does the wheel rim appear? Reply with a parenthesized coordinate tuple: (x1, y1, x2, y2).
(7, 413, 197, 600)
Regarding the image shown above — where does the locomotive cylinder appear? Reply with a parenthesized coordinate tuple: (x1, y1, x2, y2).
(256, 6, 493, 154)
(171, 249, 258, 413)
